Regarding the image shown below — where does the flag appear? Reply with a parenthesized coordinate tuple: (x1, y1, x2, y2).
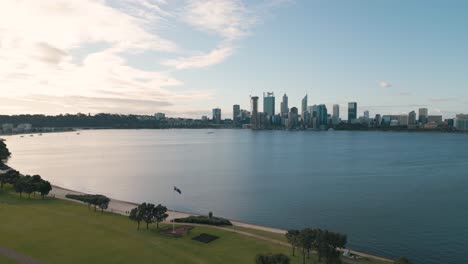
(174, 186, 182, 195)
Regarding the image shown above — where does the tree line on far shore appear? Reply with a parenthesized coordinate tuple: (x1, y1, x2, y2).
(0, 170, 52, 199)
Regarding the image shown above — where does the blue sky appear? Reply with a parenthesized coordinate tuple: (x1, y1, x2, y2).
(1, 0, 467, 118)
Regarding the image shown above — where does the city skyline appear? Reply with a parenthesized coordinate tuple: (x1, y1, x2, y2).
(1, 1, 468, 118)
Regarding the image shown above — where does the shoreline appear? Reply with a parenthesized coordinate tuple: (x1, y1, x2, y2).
(50, 184, 393, 262)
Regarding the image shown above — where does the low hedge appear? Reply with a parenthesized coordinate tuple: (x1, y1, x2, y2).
(174, 215, 232, 226)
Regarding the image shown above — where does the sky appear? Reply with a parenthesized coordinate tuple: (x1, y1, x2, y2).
(1, 0, 467, 119)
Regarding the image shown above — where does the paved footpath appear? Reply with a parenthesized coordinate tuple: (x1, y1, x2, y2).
(0, 246, 46, 264)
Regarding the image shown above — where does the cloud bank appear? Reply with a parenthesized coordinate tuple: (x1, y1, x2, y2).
(0, 0, 286, 116)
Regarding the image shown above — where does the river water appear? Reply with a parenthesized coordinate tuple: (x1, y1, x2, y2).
(4, 129, 468, 264)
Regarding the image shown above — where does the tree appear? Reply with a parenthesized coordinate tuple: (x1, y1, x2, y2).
(0, 170, 20, 188)
(38, 180, 52, 199)
(255, 254, 290, 264)
(31, 175, 42, 197)
(153, 204, 168, 230)
(142, 203, 156, 230)
(129, 204, 145, 230)
(298, 228, 315, 264)
(285, 230, 300, 257)
(97, 196, 110, 213)
(0, 140, 11, 163)
(14, 176, 28, 198)
(315, 229, 347, 264)
(22, 175, 35, 198)
(395, 257, 412, 264)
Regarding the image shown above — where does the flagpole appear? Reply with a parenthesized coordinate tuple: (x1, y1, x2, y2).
(172, 187, 175, 234)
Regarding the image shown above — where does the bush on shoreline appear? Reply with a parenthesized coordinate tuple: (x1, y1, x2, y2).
(65, 194, 110, 213)
(174, 215, 232, 226)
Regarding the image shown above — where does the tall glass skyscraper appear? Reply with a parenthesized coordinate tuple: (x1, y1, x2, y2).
(348, 102, 357, 123)
(263, 92, 275, 117)
(280, 93, 289, 117)
(301, 94, 308, 116)
(250, 96, 259, 129)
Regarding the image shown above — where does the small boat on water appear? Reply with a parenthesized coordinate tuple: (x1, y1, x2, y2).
(207, 132, 214, 134)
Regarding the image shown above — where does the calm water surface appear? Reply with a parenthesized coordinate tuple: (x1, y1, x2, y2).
(4, 129, 468, 264)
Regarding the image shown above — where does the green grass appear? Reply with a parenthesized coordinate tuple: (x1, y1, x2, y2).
(0, 186, 311, 264)
(0, 186, 389, 264)
(0, 254, 19, 264)
(227, 225, 288, 243)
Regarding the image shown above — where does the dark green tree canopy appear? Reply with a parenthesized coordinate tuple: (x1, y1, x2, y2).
(255, 253, 290, 264)
(0, 140, 11, 163)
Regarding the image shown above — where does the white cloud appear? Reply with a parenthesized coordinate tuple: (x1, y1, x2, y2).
(0, 0, 288, 116)
(181, 0, 254, 41)
(162, 0, 260, 70)
(379, 81, 392, 88)
(161, 46, 234, 69)
(0, 0, 214, 115)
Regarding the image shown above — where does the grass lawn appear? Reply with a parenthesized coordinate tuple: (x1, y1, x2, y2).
(228, 225, 288, 243)
(0, 186, 390, 264)
(0, 254, 18, 264)
(0, 186, 313, 264)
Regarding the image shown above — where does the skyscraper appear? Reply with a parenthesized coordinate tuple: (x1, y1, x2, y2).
(333, 104, 340, 119)
(348, 102, 357, 123)
(212, 108, 221, 124)
(409, 111, 417, 125)
(317, 104, 328, 128)
(250, 96, 259, 129)
(280, 93, 289, 117)
(233, 104, 240, 123)
(419, 108, 428, 124)
(263, 92, 275, 117)
(364, 110, 370, 119)
(301, 94, 308, 116)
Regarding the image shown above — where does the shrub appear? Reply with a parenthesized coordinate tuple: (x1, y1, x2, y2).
(255, 253, 290, 264)
(174, 215, 232, 226)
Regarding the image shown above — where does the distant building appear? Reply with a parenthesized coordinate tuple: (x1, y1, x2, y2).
(251, 96, 259, 129)
(233, 105, 241, 123)
(381, 115, 408, 126)
(398, 115, 409, 126)
(263, 92, 275, 117)
(332, 104, 340, 125)
(348, 102, 357, 123)
(201, 116, 208, 121)
(16, 123, 32, 133)
(280, 93, 289, 118)
(212, 108, 222, 124)
(333, 104, 339, 119)
(301, 94, 308, 116)
(155, 113, 166, 120)
(288, 107, 299, 129)
(408, 111, 417, 126)
(455, 114, 468, 131)
(427, 115, 443, 125)
(317, 104, 328, 128)
(375, 114, 382, 127)
(1, 124, 14, 134)
(364, 110, 370, 119)
(419, 108, 428, 124)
